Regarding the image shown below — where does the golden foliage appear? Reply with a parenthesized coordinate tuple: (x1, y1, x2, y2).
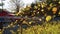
(46, 16, 52, 22)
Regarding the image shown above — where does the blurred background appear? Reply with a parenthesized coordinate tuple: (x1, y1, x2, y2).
(0, 0, 60, 34)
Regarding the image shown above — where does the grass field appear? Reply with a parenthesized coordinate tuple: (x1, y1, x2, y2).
(0, 21, 60, 34)
(21, 21, 60, 34)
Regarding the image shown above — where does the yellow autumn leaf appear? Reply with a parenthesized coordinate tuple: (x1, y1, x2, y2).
(46, 16, 52, 22)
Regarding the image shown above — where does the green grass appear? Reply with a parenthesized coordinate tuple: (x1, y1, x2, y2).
(22, 23, 60, 34)
(0, 21, 60, 34)
(11, 21, 60, 34)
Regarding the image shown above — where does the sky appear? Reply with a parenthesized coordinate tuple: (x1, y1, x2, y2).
(0, 0, 38, 8)
(0, 0, 9, 9)
(0, 0, 40, 12)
